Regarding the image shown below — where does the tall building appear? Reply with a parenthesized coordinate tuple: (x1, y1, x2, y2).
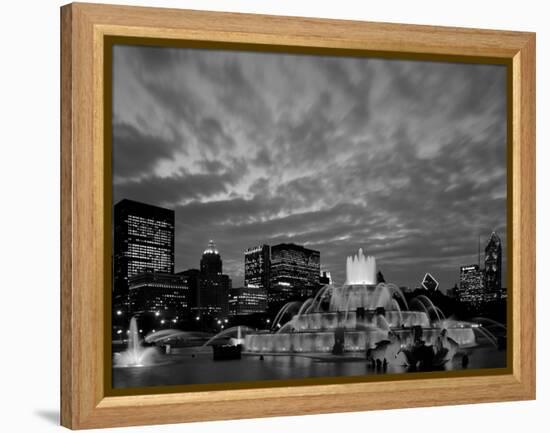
(458, 265, 485, 307)
(484, 231, 503, 299)
(197, 240, 231, 316)
(199, 275, 231, 316)
(176, 268, 201, 312)
(319, 270, 332, 285)
(128, 271, 189, 318)
(113, 199, 175, 309)
(244, 245, 270, 292)
(421, 273, 439, 292)
(228, 286, 267, 316)
(200, 240, 222, 275)
(269, 243, 320, 308)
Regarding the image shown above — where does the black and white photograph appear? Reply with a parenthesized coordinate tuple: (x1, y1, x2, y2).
(110, 44, 508, 389)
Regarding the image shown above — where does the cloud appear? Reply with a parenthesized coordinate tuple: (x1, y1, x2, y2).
(112, 121, 181, 179)
(113, 157, 247, 207)
(112, 45, 507, 289)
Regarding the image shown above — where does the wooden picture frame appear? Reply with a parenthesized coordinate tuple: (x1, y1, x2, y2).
(60, 2, 535, 429)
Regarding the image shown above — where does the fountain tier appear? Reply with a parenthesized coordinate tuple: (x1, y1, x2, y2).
(243, 249, 477, 357)
(245, 327, 475, 354)
(345, 248, 376, 285)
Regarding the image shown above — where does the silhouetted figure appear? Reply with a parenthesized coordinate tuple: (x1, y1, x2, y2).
(400, 326, 441, 371)
(376, 359, 382, 370)
(412, 325, 423, 342)
(365, 349, 376, 369)
(332, 329, 345, 355)
(462, 354, 469, 368)
(415, 342, 435, 371)
(259, 355, 264, 361)
(191, 353, 195, 358)
(382, 358, 388, 371)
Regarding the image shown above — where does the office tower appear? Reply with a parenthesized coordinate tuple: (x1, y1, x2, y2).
(200, 240, 222, 275)
(244, 245, 270, 292)
(198, 274, 231, 316)
(421, 273, 439, 292)
(319, 270, 332, 285)
(269, 243, 320, 308)
(228, 286, 268, 316)
(458, 265, 485, 307)
(176, 268, 201, 312)
(484, 231, 503, 299)
(197, 240, 231, 316)
(113, 199, 174, 309)
(128, 271, 189, 318)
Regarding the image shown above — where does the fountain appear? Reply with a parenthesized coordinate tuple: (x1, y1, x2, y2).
(244, 249, 477, 366)
(198, 326, 255, 350)
(345, 248, 377, 284)
(144, 329, 211, 344)
(113, 317, 157, 367)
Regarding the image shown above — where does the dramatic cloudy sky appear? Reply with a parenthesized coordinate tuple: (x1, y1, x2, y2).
(112, 44, 507, 291)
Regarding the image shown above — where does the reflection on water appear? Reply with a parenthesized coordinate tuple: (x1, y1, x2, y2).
(112, 344, 505, 389)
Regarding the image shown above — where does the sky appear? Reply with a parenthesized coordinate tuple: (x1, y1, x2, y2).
(112, 44, 507, 290)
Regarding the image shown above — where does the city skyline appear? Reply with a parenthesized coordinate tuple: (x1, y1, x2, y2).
(112, 45, 507, 289)
(113, 196, 504, 294)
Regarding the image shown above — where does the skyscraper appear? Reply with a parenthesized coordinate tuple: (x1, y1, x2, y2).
(269, 243, 320, 308)
(197, 240, 231, 316)
(319, 270, 332, 285)
(176, 268, 201, 312)
(484, 231, 503, 299)
(200, 240, 222, 275)
(113, 199, 175, 309)
(244, 245, 270, 292)
(128, 271, 189, 318)
(421, 273, 439, 292)
(458, 265, 485, 308)
(228, 286, 268, 316)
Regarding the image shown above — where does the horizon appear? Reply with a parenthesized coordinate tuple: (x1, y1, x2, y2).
(113, 197, 504, 290)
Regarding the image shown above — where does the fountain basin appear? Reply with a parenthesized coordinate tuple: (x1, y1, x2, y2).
(292, 310, 430, 331)
(243, 327, 475, 354)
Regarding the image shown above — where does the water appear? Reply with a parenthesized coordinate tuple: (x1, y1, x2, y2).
(114, 317, 158, 368)
(112, 344, 505, 388)
(345, 248, 377, 284)
(199, 326, 253, 349)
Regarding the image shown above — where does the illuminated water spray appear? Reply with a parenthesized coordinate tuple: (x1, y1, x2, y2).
(345, 248, 377, 285)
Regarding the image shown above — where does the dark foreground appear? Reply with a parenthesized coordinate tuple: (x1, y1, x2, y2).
(112, 344, 506, 389)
